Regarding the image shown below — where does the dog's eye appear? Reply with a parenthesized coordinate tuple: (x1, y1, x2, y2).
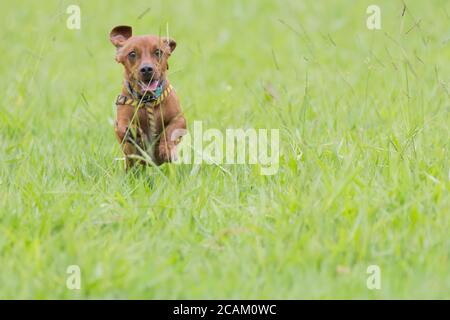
(154, 49, 163, 58)
(128, 51, 137, 59)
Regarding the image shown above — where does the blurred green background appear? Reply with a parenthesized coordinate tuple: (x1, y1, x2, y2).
(0, 0, 449, 298)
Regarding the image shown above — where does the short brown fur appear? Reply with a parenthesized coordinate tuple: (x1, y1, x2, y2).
(110, 25, 186, 168)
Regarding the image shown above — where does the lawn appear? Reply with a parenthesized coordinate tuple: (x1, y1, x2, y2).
(0, 0, 449, 299)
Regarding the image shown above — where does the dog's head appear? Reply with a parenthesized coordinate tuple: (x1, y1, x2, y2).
(109, 25, 176, 96)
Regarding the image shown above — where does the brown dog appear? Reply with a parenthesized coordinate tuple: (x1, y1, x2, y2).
(110, 25, 186, 168)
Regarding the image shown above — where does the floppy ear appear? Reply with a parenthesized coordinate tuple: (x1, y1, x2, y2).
(163, 37, 177, 54)
(161, 38, 176, 70)
(110, 25, 132, 48)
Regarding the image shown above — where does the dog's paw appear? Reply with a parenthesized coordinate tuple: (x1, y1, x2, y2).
(158, 143, 178, 162)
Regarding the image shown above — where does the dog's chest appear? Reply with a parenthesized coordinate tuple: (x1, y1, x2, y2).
(133, 105, 164, 137)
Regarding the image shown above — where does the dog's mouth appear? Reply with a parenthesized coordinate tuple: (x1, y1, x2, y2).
(138, 79, 160, 94)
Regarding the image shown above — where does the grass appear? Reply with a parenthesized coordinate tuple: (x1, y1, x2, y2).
(0, 0, 449, 299)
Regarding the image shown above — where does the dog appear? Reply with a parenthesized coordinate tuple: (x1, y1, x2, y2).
(109, 25, 186, 169)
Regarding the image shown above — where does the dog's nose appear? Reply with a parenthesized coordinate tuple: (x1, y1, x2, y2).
(140, 65, 154, 76)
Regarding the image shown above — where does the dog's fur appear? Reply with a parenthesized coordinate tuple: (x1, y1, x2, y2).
(110, 25, 186, 168)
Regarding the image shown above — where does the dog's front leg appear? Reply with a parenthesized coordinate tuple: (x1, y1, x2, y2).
(158, 115, 187, 163)
(115, 104, 139, 170)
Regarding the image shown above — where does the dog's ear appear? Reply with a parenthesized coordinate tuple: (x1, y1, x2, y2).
(161, 38, 176, 70)
(162, 37, 177, 54)
(110, 25, 132, 48)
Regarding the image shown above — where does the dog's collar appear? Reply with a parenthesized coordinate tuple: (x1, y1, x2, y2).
(115, 84, 173, 108)
(125, 79, 165, 103)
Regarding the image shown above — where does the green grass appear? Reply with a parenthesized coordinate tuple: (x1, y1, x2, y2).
(0, 0, 449, 299)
